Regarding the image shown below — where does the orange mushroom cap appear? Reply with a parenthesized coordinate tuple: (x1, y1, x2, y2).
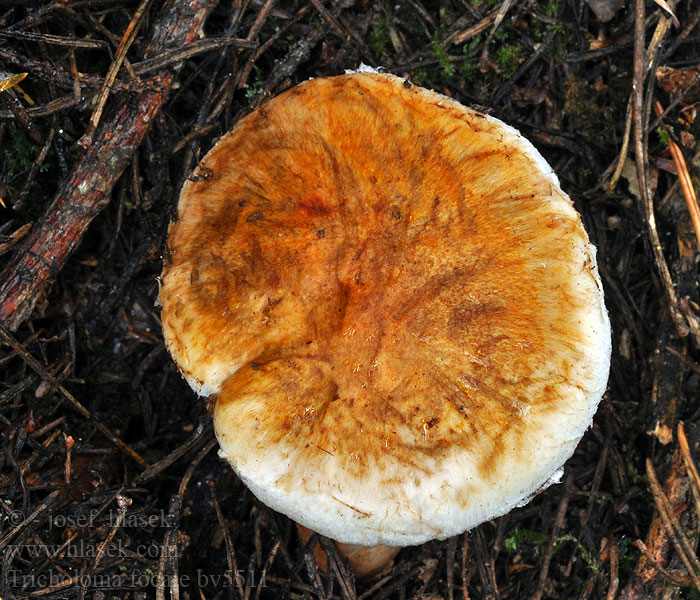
(160, 72, 611, 547)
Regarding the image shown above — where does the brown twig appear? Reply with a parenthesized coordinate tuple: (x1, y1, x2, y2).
(602, 96, 633, 196)
(0, 223, 32, 257)
(461, 532, 471, 600)
(79, 0, 153, 147)
(446, 535, 457, 600)
(0, 30, 108, 48)
(208, 481, 245, 600)
(445, 9, 498, 46)
(532, 474, 574, 600)
(631, 0, 688, 338)
(677, 423, 700, 520)
(78, 0, 151, 148)
(132, 37, 258, 77)
(255, 540, 280, 600)
(0, 94, 84, 120)
(0, 46, 158, 93)
(77, 494, 132, 600)
(607, 537, 620, 600)
(155, 438, 216, 600)
(133, 421, 212, 485)
(319, 537, 357, 600)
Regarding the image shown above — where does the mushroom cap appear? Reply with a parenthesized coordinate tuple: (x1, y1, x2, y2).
(160, 73, 611, 547)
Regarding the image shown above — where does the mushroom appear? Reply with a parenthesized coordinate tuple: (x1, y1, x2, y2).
(159, 72, 611, 576)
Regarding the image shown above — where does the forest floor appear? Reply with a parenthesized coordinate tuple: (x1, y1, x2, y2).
(1, 0, 700, 598)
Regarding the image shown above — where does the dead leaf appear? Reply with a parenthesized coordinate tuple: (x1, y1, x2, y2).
(656, 66, 700, 103)
(621, 157, 659, 201)
(0, 72, 27, 93)
(652, 0, 680, 27)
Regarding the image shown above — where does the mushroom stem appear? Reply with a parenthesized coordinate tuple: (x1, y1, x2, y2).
(335, 540, 401, 578)
(296, 524, 400, 578)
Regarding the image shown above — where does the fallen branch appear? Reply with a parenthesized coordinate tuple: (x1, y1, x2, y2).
(0, 0, 218, 330)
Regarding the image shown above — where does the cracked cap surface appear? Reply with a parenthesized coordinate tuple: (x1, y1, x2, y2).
(159, 72, 611, 546)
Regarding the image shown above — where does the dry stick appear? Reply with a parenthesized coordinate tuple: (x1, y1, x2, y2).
(480, 0, 516, 63)
(27, 576, 81, 596)
(584, 437, 610, 526)
(0, 489, 63, 551)
(472, 528, 495, 599)
(0, 223, 32, 256)
(79, 0, 153, 147)
(0, 30, 108, 48)
(245, 0, 277, 42)
(631, 0, 688, 338)
(208, 481, 245, 600)
(0, 47, 151, 94)
(446, 535, 457, 600)
(0, 324, 148, 468)
(645, 458, 700, 590)
(78, 7, 139, 81)
(78, 494, 132, 600)
(0, 94, 83, 120)
(133, 421, 212, 485)
(155, 438, 217, 600)
(132, 37, 258, 77)
(607, 537, 620, 600)
(69, 48, 82, 100)
(461, 532, 471, 600)
(660, 146, 700, 211)
(2, 87, 43, 143)
(662, 6, 700, 60)
(532, 474, 574, 600)
(604, 96, 633, 195)
(319, 537, 357, 600)
(445, 9, 498, 46)
(677, 423, 700, 520)
(300, 534, 326, 597)
(0, 429, 61, 492)
(492, 30, 554, 106)
(63, 433, 74, 484)
(254, 540, 280, 600)
(603, 0, 675, 196)
(0, 0, 219, 332)
(653, 101, 700, 250)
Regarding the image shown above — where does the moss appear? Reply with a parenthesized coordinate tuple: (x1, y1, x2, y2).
(563, 76, 614, 147)
(656, 126, 671, 146)
(504, 527, 548, 555)
(542, 0, 559, 17)
(244, 66, 265, 101)
(430, 34, 455, 79)
(458, 61, 481, 78)
(369, 12, 391, 60)
(2, 124, 38, 181)
(496, 44, 523, 78)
